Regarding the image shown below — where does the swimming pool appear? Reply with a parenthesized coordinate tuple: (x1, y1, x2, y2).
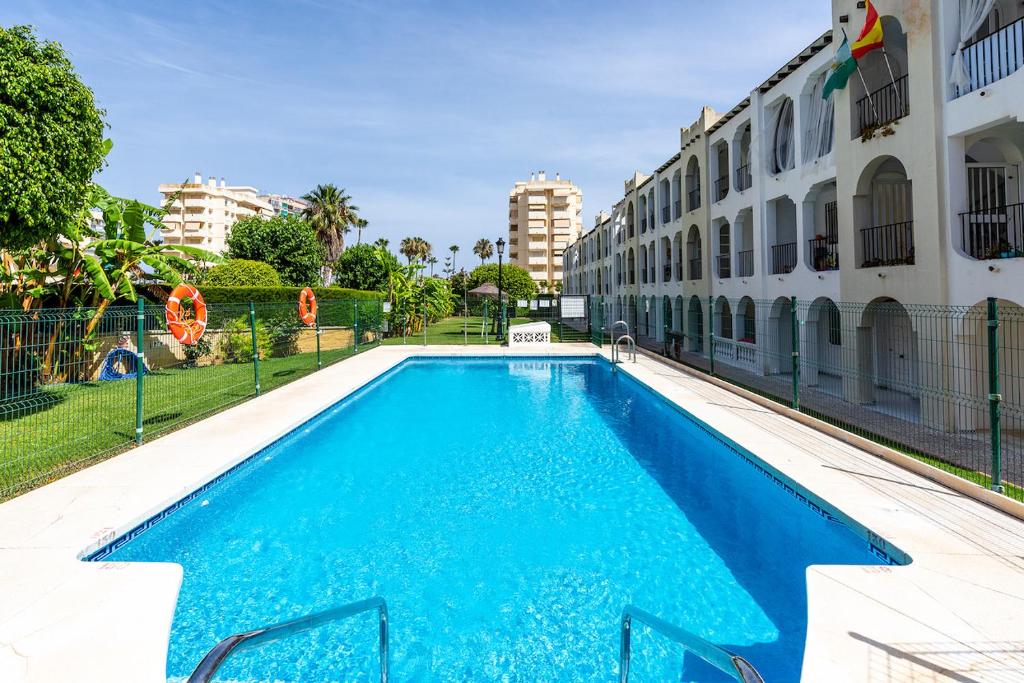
(94, 356, 900, 681)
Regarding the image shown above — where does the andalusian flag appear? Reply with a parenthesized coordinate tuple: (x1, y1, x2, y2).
(823, 31, 857, 99)
(851, 0, 884, 59)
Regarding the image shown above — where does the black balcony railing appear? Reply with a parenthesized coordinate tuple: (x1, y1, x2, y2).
(688, 257, 702, 280)
(663, 264, 672, 281)
(717, 254, 731, 279)
(737, 249, 754, 277)
(771, 242, 797, 274)
(687, 188, 701, 212)
(857, 74, 909, 137)
(662, 206, 671, 223)
(673, 199, 682, 219)
(640, 217, 647, 233)
(860, 221, 915, 267)
(714, 175, 729, 202)
(809, 236, 839, 272)
(735, 164, 752, 192)
(957, 17, 1024, 97)
(960, 202, 1024, 260)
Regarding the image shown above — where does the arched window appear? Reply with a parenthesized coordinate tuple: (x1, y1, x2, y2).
(686, 226, 702, 280)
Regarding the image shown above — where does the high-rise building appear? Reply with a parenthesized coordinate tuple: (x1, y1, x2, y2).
(260, 193, 309, 219)
(159, 173, 273, 256)
(508, 172, 583, 291)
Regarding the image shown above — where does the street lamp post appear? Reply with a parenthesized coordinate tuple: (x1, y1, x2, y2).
(496, 237, 506, 342)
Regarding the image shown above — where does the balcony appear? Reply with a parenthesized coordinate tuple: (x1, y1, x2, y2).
(737, 249, 754, 277)
(809, 236, 839, 271)
(663, 264, 672, 282)
(771, 242, 797, 274)
(956, 17, 1024, 97)
(717, 254, 731, 279)
(860, 221, 915, 267)
(662, 206, 671, 223)
(856, 74, 909, 137)
(688, 258, 702, 280)
(687, 188, 701, 212)
(735, 165, 752, 192)
(714, 175, 729, 202)
(960, 202, 1024, 260)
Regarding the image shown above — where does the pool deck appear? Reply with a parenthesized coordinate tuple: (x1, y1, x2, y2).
(1, 344, 1023, 682)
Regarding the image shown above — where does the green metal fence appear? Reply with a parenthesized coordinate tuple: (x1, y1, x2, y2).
(636, 295, 1024, 502)
(0, 299, 383, 501)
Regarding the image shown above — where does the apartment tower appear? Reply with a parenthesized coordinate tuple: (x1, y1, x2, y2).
(159, 173, 273, 256)
(508, 171, 583, 291)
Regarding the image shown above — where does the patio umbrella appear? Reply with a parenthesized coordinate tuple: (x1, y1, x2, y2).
(467, 283, 507, 299)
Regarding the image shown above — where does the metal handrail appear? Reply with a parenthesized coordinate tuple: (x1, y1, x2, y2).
(619, 605, 763, 683)
(614, 334, 636, 363)
(609, 320, 633, 363)
(186, 597, 389, 683)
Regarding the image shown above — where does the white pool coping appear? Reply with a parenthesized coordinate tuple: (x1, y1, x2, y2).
(1, 345, 1022, 682)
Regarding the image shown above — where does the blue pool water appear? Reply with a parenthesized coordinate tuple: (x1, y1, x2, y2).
(102, 357, 888, 681)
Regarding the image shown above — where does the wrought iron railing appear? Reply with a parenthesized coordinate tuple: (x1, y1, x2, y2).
(718, 254, 731, 279)
(856, 74, 909, 136)
(860, 220, 915, 267)
(640, 217, 647, 233)
(714, 175, 729, 202)
(673, 199, 682, 219)
(956, 16, 1024, 97)
(809, 236, 839, 271)
(735, 164, 752, 192)
(662, 206, 671, 224)
(960, 202, 1024, 260)
(771, 242, 797, 274)
(688, 256, 702, 280)
(737, 249, 754, 277)
(687, 188, 701, 212)
(663, 265, 672, 282)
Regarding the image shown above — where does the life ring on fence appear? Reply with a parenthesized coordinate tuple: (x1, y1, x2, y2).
(298, 287, 317, 327)
(165, 283, 208, 345)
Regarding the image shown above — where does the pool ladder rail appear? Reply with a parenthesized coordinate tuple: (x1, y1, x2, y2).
(186, 596, 389, 683)
(609, 320, 636, 364)
(619, 605, 764, 683)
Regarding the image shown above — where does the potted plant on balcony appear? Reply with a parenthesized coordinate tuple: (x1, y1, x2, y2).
(987, 241, 1018, 259)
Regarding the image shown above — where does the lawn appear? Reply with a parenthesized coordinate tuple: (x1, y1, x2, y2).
(381, 316, 591, 345)
(0, 344, 366, 501)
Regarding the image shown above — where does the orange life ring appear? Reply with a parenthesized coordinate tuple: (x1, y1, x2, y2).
(298, 287, 317, 327)
(165, 284, 208, 345)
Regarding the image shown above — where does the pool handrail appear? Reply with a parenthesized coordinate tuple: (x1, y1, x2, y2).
(610, 320, 633, 363)
(186, 596, 389, 683)
(614, 334, 637, 364)
(619, 605, 763, 683)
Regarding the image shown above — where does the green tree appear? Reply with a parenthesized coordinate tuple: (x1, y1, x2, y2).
(467, 263, 537, 303)
(399, 236, 431, 264)
(0, 26, 106, 250)
(301, 184, 359, 260)
(473, 238, 493, 265)
(203, 259, 281, 287)
(226, 215, 324, 286)
(332, 243, 399, 291)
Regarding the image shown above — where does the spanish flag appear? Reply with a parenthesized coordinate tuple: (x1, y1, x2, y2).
(851, 0, 884, 59)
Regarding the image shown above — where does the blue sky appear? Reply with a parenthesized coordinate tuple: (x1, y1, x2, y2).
(5, 0, 831, 260)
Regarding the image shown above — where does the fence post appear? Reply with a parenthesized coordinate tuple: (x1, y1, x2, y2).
(315, 303, 322, 369)
(249, 302, 261, 396)
(135, 298, 145, 446)
(791, 296, 800, 410)
(708, 295, 715, 375)
(987, 297, 1003, 493)
(354, 301, 360, 352)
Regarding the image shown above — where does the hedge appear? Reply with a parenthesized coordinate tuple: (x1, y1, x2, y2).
(194, 286, 382, 304)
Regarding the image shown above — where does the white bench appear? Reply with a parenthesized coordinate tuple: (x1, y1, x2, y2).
(508, 321, 551, 346)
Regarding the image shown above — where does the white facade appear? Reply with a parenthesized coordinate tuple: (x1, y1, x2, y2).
(159, 173, 274, 256)
(508, 172, 583, 291)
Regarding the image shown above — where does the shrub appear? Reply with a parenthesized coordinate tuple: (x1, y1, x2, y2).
(203, 259, 281, 287)
(226, 215, 325, 286)
(331, 243, 399, 292)
(220, 316, 272, 363)
(467, 263, 538, 303)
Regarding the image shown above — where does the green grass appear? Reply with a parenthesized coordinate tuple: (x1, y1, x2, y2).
(381, 316, 592, 345)
(1, 344, 367, 501)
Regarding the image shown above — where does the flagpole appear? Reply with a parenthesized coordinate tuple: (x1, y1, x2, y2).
(855, 65, 880, 125)
(880, 48, 905, 117)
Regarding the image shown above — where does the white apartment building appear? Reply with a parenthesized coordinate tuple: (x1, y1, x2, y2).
(159, 173, 274, 255)
(260, 194, 309, 219)
(508, 172, 583, 290)
(564, 0, 1024, 434)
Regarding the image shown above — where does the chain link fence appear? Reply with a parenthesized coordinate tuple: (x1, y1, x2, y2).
(0, 299, 383, 500)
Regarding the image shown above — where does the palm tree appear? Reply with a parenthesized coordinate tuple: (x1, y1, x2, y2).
(355, 218, 369, 245)
(301, 184, 360, 259)
(473, 238, 493, 265)
(418, 238, 433, 263)
(448, 245, 459, 279)
(427, 256, 438, 276)
(399, 237, 418, 264)
(374, 237, 389, 250)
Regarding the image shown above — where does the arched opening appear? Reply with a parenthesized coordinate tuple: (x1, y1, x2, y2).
(660, 236, 672, 282)
(738, 296, 756, 344)
(715, 220, 732, 278)
(714, 296, 733, 340)
(627, 295, 637, 332)
(804, 180, 839, 271)
(660, 178, 672, 224)
(713, 140, 729, 202)
(687, 296, 704, 353)
(735, 208, 754, 277)
(768, 196, 798, 274)
(734, 122, 753, 191)
(639, 194, 648, 234)
(803, 297, 844, 396)
(855, 156, 914, 267)
(673, 231, 684, 280)
(687, 226, 703, 280)
(855, 298, 920, 421)
(627, 248, 636, 285)
(648, 240, 656, 284)
(685, 156, 702, 212)
(961, 135, 1024, 259)
(615, 296, 623, 324)
(765, 97, 795, 175)
(639, 245, 648, 284)
(627, 202, 635, 238)
(662, 295, 672, 342)
(673, 295, 684, 333)
(647, 188, 656, 233)
(766, 297, 795, 375)
(672, 170, 683, 219)
(955, 299, 1024, 437)
(801, 69, 835, 164)
(850, 16, 908, 139)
